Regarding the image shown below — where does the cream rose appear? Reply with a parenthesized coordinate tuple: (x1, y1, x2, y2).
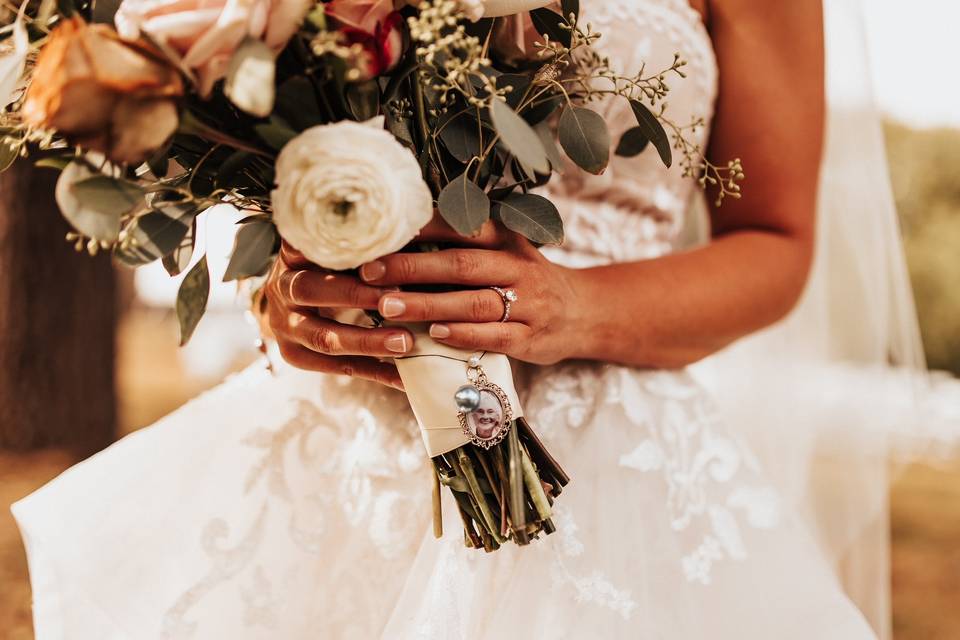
(115, 0, 312, 95)
(271, 117, 433, 271)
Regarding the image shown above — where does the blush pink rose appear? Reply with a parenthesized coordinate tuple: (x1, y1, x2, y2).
(490, 2, 560, 63)
(325, 0, 404, 80)
(115, 0, 312, 95)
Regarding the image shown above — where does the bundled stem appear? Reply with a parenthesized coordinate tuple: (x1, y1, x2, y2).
(434, 418, 568, 551)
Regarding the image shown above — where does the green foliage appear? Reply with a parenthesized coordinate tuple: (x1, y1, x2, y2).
(490, 98, 550, 175)
(558, 106, 610, 175)
(223, 219, 278, 282)
(628, 100, 672, 168)
(615, 127, 650, 157)
(438, 172, 490, 235)
(176, 255, 210, 346)
(493, 193, 563, 245)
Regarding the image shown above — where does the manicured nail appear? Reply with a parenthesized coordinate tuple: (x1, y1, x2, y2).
(381, 296, 406, 318)
(360, 261, 385, 282)
(429, 323, 451, 339)
(385, 333, 410, 353)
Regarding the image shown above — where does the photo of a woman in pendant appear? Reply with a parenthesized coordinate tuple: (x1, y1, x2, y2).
(466, 390, 505, 441)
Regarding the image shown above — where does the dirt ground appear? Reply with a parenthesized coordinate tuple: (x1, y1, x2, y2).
(2, 309, 960, 639)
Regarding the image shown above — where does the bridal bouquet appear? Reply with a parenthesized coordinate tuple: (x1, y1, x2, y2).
(0, 0, 742, 551)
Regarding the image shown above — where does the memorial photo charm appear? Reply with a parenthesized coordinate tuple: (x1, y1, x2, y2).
(456, 362, 513, 449)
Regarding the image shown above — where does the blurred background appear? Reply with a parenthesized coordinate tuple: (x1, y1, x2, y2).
(1, 1, 959, 638)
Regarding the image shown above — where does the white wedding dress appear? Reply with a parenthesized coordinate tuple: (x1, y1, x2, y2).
(12, 1, 951, 638)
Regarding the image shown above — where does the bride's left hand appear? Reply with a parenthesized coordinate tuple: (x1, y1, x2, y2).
(359, 216, 586, 366)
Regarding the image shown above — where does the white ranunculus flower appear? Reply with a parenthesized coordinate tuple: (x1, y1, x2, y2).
(272, 117, 433, 271)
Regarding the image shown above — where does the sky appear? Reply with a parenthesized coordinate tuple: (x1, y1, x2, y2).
(865, 0, 960, 129)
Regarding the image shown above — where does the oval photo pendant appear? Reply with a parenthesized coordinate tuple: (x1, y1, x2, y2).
(457, 379, 513, 449)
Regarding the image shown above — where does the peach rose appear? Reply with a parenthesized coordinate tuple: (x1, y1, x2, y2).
(22, 16, 184, 164)
(490, 2, 560, 63)
(115, 0, 312, 95)
(325, 0, 404, 80)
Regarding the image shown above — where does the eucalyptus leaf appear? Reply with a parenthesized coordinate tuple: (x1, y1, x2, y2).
(162, 217, 196, 277)
(345, 80, 381, 121)
(275, 77, 324, 130)
(224, 38, 276, 117)
(215, 150, 253, 189)
(490, 98, 550, 175)
(615, 126, 650, 157)
(55, 164, 143, 241)
(498, 74, 531, 109)
(34, 155, 72, 171)
(530, 7, 571, 48)
(386, 112, 415, 148)
(535, 121, 564, 171)
(114, 207, 195, 267)
(437, 173, 490, 236)
(523, 95, 563, 126)
(223, 219, 278, 282)
(254, 120, 296, 151)
(73, 175, 145, 213)
(558, 106, 610, 175)
(177, 255, 210, 346)
(629, 99, 672, 167)
(493, 193, 563, 245)
(438, 115, 482, 163)
(560, 0, 579, 20)
(146, 142, 170, 178)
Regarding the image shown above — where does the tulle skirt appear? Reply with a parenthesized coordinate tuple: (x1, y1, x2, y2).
(10, 353, 892, 639)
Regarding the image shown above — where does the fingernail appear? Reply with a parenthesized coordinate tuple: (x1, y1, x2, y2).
(360, 261, 386, 282)
(381, 296, 406, 318)
(429, 323, 451, 339)
(385, 333, 410, 353)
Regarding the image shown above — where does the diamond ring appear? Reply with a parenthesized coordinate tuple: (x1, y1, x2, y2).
(489, 286, 518, 323)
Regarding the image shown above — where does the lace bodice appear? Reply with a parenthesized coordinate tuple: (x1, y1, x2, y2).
(543, 0, 718, 267)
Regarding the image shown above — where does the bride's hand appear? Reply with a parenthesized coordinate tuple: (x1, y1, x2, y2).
(264, 242, 412, 389)
(360, 217, 585, 366)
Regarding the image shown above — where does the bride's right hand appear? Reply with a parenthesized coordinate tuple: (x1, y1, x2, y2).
(263, 242, 412, 390)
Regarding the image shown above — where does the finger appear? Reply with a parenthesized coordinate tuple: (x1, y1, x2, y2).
(277, 342, 404, 390)
(427, 322, 531, 355)
(286, 312, 414, 356)
(378, 289, 511, 323)
(280, 241, 313, 270)
(414, 217, 507, 248)
(277, 269, 395, 309)
(359, 249, 519, 286)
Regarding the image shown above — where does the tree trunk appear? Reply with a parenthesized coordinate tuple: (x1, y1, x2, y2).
(0, 161, 116, 455)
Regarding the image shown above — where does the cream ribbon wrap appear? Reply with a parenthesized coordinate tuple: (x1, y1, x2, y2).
(394, 327, 524, 458)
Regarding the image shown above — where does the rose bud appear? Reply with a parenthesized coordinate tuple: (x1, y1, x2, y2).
(325, 0, 405, 80)
(23, 16, 184, 165)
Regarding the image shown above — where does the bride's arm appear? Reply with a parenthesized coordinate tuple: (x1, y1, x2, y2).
(579, 0, 826, 367)
(358, 2, 825, 369)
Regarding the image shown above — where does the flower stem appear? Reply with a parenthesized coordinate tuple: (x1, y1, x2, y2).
(456, 448, 505, 544)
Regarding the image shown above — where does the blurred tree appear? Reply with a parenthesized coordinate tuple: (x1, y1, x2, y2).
(0, 161, 117, 455)
(885, 123, 960, 375)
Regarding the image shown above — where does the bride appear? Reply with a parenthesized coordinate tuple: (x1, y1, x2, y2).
(11, 0, 929, 638)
